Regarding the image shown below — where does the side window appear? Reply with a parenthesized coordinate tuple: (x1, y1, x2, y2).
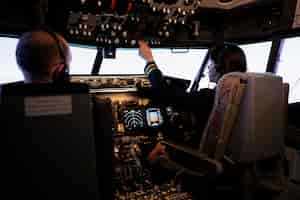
(0, 37, 23, 84)
(239, 41, 272, 73)
(276, 37, 300, 103)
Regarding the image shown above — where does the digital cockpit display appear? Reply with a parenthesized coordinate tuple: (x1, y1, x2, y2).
(122, 109, 144, 130)
(146, 108, 163, 127)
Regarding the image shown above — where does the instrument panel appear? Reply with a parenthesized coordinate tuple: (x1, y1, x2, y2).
(78, 74, 201, 199)
(94, 92, 164, 135)
(71, 75, 151, 91)
(73, 75, 199, 143)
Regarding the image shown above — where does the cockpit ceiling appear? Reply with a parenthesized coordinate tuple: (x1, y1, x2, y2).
(199, 0, 261, 9)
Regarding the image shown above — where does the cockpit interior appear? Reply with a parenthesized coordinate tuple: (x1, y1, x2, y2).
(0, 0, 299, 200)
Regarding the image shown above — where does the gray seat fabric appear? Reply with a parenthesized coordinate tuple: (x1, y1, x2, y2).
(164, 72, 286, 177)
(225, 72, 285, 163)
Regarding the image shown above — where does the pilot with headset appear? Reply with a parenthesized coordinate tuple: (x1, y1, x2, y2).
(138, 40, 248, 162)
(0, 29, 70, 105)
(15, 29, 71, 83)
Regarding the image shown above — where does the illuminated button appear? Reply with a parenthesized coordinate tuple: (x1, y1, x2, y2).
(122, 31, 127, 38)
(117, 123, 125, 133)
(113, 24, 118, 30)
(130, 40, 136, 46)
(111, 31, 116, 37)
(114, 38, 120, 44)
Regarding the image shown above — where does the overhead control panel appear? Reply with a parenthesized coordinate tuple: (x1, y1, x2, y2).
(66, 0, 210, 47)
(0, 0, 298, 46)
(63, 0, 294, 46)
(223, 0, 296, 42)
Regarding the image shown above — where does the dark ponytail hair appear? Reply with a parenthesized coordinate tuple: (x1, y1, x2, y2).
(209, 43, 247, 76)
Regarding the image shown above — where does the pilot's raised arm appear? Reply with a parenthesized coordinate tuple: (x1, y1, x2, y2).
(138, 40, 170, 103)
(138, 40, 198, 109)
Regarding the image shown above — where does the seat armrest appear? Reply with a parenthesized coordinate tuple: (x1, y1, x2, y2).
(160, 141, 223, 177)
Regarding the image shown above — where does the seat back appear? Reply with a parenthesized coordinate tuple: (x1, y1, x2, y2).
(228, 73, 284, 162)
(1, 82, 99, 200)
(200, 72, 285, 163)
(199, 72, 247, 160)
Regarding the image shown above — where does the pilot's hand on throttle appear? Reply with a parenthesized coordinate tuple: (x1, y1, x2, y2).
(148, 142, 166, 163)
(138, 40, 154, 63)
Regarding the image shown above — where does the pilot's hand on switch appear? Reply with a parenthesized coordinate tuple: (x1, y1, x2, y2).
(138, 40, 154, 63)
(148, 142, 167, 163)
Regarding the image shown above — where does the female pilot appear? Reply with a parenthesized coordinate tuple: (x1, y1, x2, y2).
(138, 41, 247, 160)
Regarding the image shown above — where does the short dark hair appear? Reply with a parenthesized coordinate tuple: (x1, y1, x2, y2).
(16, 30, 68, 75)
(209, 43, 247, 76)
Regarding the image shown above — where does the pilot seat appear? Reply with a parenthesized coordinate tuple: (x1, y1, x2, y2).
(0, 82, 99, 200)
(161, 72, 288, 199)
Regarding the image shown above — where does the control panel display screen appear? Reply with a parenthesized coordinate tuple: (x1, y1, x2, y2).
(122, 109, 144, 130)
(146, 108, 163, 127)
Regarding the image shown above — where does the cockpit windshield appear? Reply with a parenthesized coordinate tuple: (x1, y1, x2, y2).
(71, 47, 207, 81)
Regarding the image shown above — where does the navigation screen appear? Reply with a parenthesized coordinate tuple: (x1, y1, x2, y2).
(146, 108, 163, 127)
(122, 109, 144, 130)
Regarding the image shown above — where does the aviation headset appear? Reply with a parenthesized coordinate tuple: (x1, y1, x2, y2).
(37, 27, 69, 83)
